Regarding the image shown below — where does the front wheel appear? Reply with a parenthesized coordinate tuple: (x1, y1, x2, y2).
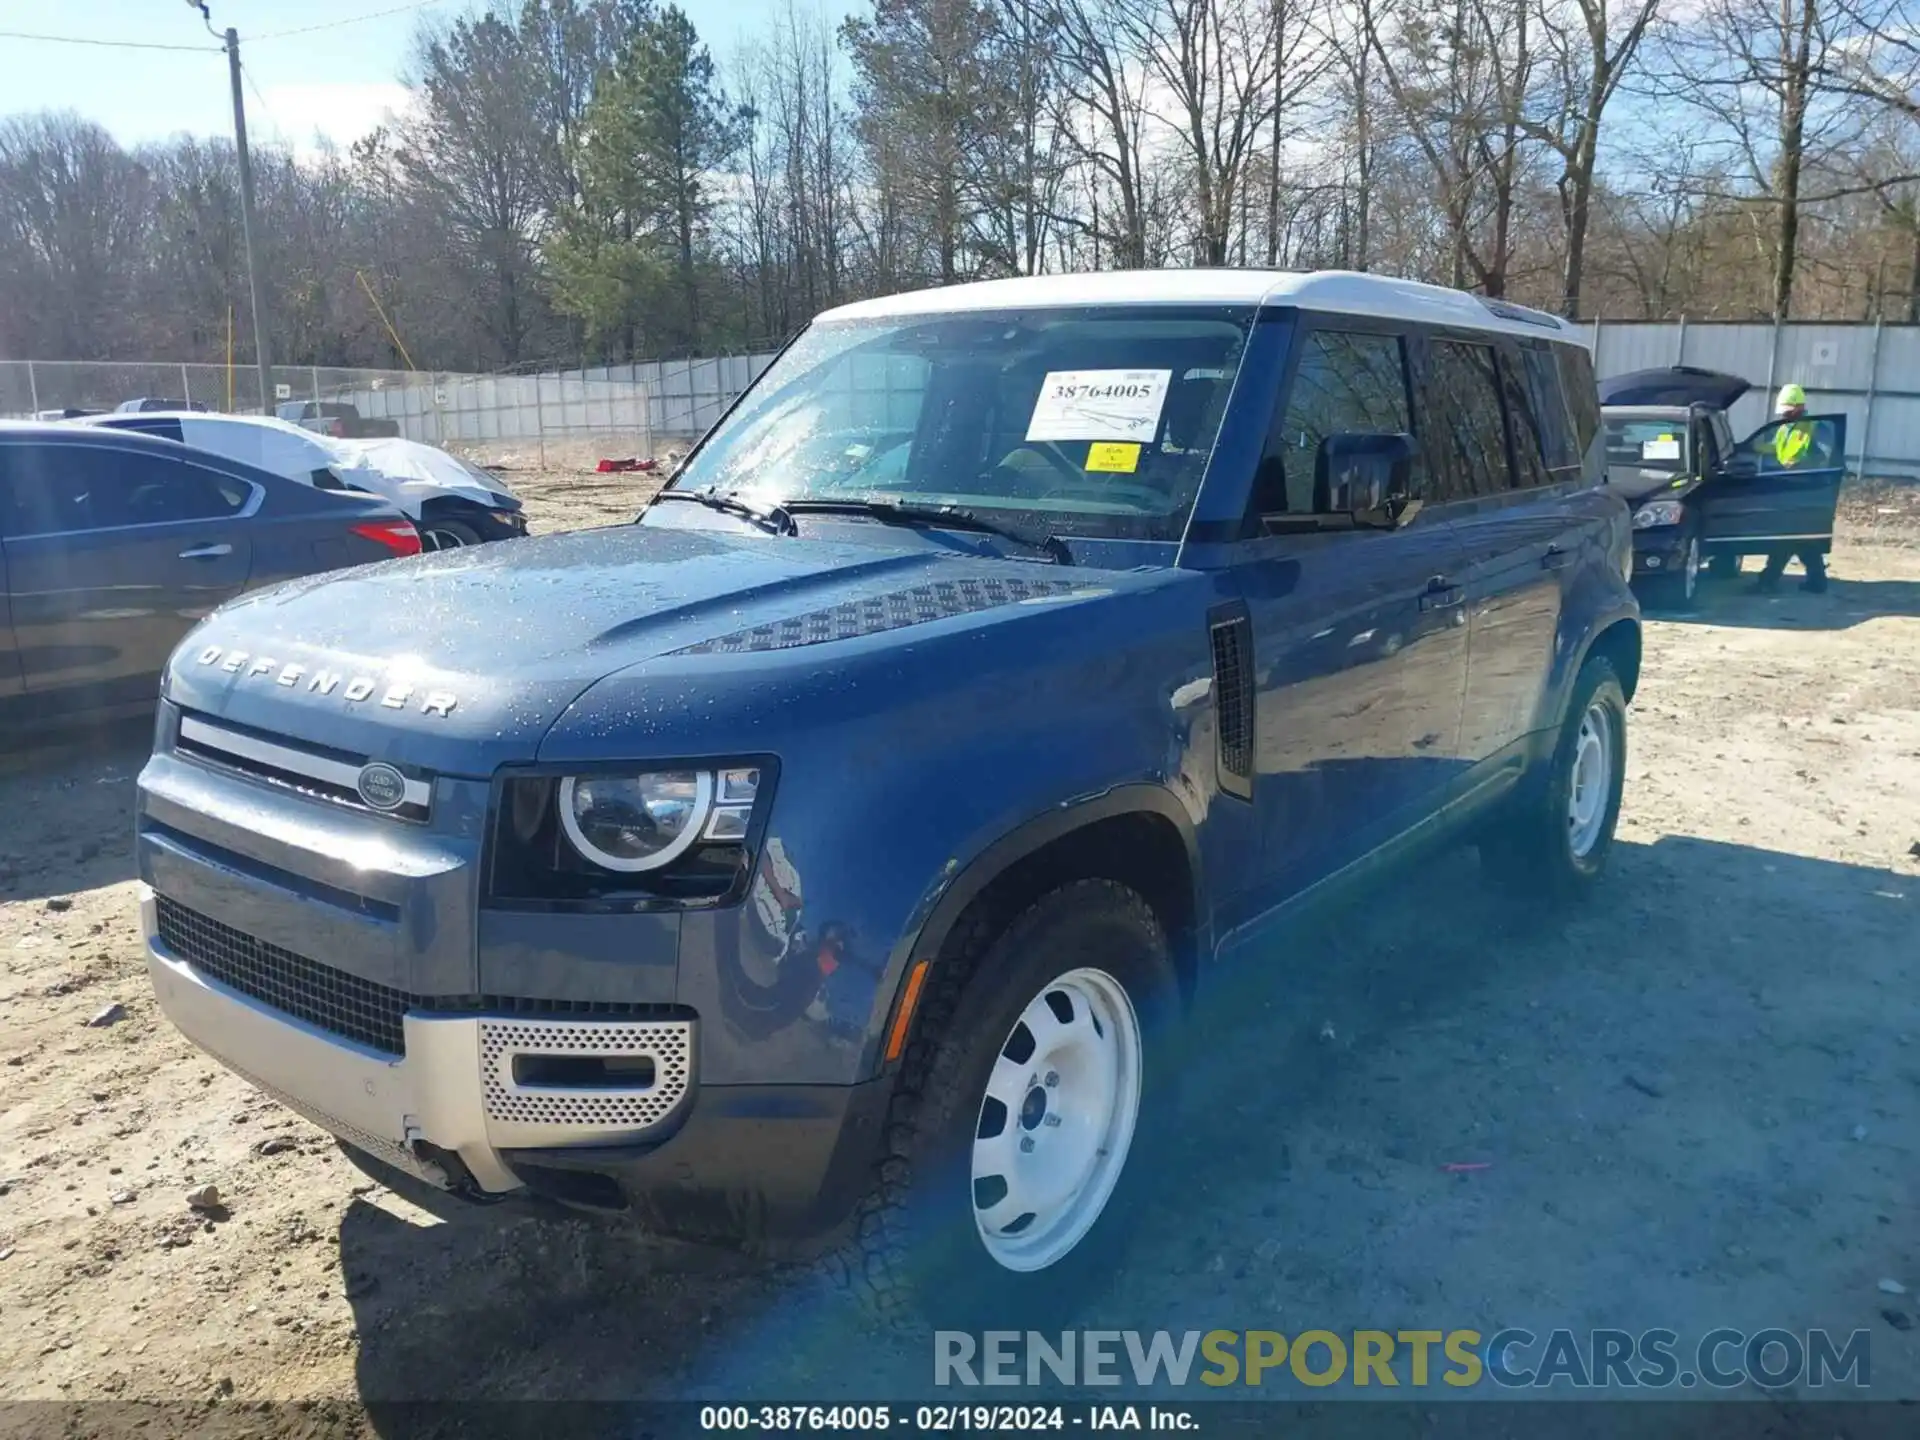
(1641, 531, 1702, 611)
(1480, 654, 1628, 903)
(835, 879, 1179, 1328)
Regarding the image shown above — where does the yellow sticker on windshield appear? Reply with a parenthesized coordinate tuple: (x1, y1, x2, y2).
(1086, 442, 1141, 473)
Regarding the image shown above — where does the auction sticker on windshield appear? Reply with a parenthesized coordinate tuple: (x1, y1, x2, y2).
(1027, 369, 1171, 443)
(1085, 442, 1142, 473)
(1642, 435, 1681, 461)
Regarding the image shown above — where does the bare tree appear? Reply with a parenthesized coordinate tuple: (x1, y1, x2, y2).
(1658, 0, 1859, 318)
(1527, 0, 1661, 316)
(1367, 0, 1537, 295)
(0, 113, 153, 360)
(1121, 0, 1283, 266)
(400, 13, 555, 363)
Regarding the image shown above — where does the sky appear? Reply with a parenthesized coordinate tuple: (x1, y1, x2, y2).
(0, 0, 853, 154)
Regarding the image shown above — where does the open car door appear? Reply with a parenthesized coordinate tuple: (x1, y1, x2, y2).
(1697, 413, 1846, 558)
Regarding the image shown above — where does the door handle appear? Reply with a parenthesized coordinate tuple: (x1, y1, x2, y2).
(178, 543, 233, 560)
(1542, 545, 1574, 570)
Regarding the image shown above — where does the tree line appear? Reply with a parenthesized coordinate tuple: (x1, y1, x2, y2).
(3, 0, 1920, 373)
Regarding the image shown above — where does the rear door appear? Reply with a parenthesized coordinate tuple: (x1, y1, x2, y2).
(1698, 414, 1848, 555)
(1422, 336, 1586, 770)
(0, 441, 256, 714)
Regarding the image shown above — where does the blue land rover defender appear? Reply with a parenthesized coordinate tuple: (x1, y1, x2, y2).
(138, 271, 1640, 1320)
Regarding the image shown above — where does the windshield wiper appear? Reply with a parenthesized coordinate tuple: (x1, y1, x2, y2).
(780, 498, 1072, 565)
(652, 487, 795, 536)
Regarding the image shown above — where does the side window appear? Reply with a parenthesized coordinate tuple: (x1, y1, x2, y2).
(1422, 339, 1510, 499)
(1738, 417, 1840, 473)
(0, 446, 248, 536)
(1497, 349, 1551, 490)
(1554, 343, 1601, 459)
(1257, 328, 1412, 514)
(1521, 345, 1580, 473)
(1, 446, 96, 535)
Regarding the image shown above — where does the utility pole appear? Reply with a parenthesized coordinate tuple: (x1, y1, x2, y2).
(190, 3, 273, 413)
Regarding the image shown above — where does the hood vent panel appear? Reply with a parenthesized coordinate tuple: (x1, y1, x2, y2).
(672, 575, 1087, 655)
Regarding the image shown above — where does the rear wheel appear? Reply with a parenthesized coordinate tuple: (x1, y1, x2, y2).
(420, 518, 484, 551)
(1480, 654, 1628, 903)
(833, 879, 1179, 1329)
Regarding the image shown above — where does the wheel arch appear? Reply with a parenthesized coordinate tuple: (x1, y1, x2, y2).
(1582, 615, 1643, 704)
(877, 787, 1207, 1071)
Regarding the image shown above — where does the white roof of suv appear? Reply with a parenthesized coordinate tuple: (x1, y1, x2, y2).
(819, 269, 1586, 346)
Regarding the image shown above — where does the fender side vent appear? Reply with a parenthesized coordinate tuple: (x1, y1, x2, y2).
(1209, 610, 1254, 800)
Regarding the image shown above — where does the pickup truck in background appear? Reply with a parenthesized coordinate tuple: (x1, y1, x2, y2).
(275, 400, 402, 440)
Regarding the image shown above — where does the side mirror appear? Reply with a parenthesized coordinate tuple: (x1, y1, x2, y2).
(1315, 432, 1418, 526)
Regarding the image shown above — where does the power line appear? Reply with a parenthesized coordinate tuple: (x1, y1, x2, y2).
(250, 0, 452, 43)
(0, 28, 221, 53)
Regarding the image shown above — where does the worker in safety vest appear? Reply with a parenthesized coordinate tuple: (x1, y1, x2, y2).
(1755, 383, 1829, 594)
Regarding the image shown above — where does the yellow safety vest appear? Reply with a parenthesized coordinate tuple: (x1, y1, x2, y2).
(1773, 421, 1813, 467)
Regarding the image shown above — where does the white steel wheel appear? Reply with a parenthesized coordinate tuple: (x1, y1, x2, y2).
(970, 966, 1143, 1273)
(1681, 535, 1700, 603)
(1567, 701, 1615, 860)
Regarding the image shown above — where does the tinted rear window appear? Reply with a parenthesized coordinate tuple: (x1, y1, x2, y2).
(1521, 346, 1580, 472)
(1555, 344, 1601, 458)
(1424, 340, 1510, 499)
(0, 444, 249, 536)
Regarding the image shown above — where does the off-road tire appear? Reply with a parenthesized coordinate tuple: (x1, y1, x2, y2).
(829, 879, 1180, 1330)
(1479, 655, 1628, 904)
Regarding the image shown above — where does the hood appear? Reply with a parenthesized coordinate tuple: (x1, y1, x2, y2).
(1598, 366, 1750, 410)
(163, 523, 1113, 772)
(327, 436, 516, 512)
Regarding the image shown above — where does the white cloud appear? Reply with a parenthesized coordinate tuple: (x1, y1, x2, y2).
(250, 81, 412, 154)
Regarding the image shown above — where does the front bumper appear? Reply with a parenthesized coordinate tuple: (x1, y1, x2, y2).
(141, 883, 692, 1194)
(1630, 527, 1689, 575)
(140, 884, 885, 1242)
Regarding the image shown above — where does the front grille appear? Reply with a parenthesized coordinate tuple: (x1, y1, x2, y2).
(153, 897, 688, 1058)
(175, 713, 431, 824)
(156, 897, 414, 1055)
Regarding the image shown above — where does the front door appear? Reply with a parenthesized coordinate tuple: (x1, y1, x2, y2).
(1232, 323, 1471, 919)
(1697, 414, 1848, 557)
(0, 441, 255, 714)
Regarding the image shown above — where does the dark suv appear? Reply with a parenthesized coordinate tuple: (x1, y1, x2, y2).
(135, 271, 1640, 1322)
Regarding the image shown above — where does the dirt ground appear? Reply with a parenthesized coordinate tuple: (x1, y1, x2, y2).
(2, 475, 1917, 1423)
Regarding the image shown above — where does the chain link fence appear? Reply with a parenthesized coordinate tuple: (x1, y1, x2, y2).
(0, 360, 658, 470)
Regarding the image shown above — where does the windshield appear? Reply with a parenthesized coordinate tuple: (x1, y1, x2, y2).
(667, 306, 1256, 542)
(1603, 417, 1688, 474)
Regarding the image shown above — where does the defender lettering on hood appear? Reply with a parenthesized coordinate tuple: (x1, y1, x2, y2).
(193, 645, 459, 717)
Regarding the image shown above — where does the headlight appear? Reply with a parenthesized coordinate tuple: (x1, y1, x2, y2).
(557, 767, 759, 872)
(1633, 500, 1686, 529)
